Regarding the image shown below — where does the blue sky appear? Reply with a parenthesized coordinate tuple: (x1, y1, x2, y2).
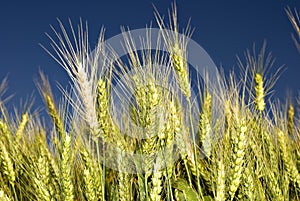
(0, 0, 300, 111)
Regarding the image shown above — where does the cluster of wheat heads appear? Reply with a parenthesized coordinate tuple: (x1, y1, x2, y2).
(0, 4, 300, 201)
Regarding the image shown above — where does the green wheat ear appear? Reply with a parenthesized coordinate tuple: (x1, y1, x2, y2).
(254, 73, 266, 112)
(171, 43, 191, 99)
(198, 91, 212, 157)
(0, 141, 15, 187)
(229, 119, 247, 201)
(288, 104, 295, 135)
(15, 113, 29, 143)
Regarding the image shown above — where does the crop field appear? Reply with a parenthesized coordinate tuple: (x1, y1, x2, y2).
(0, 4, 299, 201)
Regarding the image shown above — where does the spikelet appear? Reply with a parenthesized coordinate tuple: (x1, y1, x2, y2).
(15, 113, 29, 143)
(254, 73, 266, 112)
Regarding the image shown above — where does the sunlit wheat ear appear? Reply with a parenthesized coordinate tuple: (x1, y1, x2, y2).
(263, 131, 278, 170)
(266, 171, 283, 200)
(155, 4, 192, 99)
(162, 103, 177, 180)
(277, 129, 300, 189)
(0, 190, 10, 201)
(34, 149, 52, 201)
(118, 172, 130, 201)
(150, 158, 163, 201)
(254, 73, 266, 112)
(288, 103, 295, 135)
(96, 78, 127, 150)
(38, 73, 66, 141)
(215, 157, 225, 201)
(80, 146, 103, 200)
(80, 148, 98, 201)
(0, 141, 15, 187)
(45, 95, 66, 140)
(243, 163, 255, 201)
(39, 139, 60, 199)
(61, 134, 74, 201)
(96, 78, 110, 139)
(228, 119, 247, 201)
(0, 120, 11, 144)
(44, 20, 104, 132)
(15, 113, 28, 143)
(171, 43, 191, 98)
(198, 91, 212, 157)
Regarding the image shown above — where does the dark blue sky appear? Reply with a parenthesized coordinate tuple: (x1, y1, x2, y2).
(0, 0, 300, 111)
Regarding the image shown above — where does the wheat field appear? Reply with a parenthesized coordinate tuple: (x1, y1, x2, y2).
(0, 4, 300, 201)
